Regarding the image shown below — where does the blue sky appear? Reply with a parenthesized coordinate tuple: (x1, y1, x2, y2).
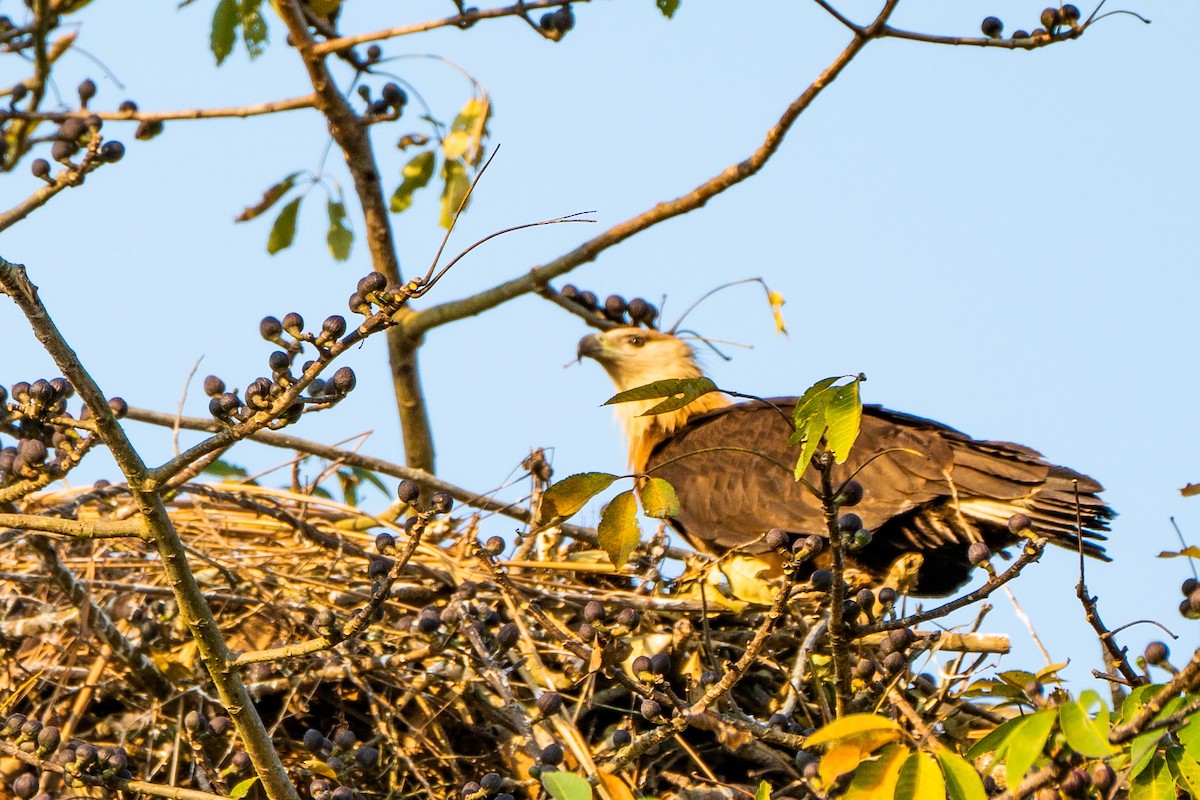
(2, 1, 1197, 686)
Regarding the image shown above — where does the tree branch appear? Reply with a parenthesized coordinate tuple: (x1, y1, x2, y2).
(396, 9, 886, 341)
(311, 1, 579, 55)
(0, 255, 301, 800)
(274, 0, 436, 473)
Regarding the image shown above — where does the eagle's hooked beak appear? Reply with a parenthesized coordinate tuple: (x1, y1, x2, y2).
(576, 333, 605, 363)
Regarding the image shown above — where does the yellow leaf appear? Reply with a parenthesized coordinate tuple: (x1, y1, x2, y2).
(822, 740, 872, 783)
(767, 289, 788, 336)
(536, 472, 618, 527)
(718, 555, 781, 606)
(845, 743, 909, 800)
(597, 490, 640, 567)
(638, 477, 679, 518)
(895, 751, 946, 800)
(806, 714, 903, 747)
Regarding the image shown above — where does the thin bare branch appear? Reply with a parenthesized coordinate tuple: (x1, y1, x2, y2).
(6, 94, 317, 123)
(397, 8, 888, 341)
(311, 1, 580, 56)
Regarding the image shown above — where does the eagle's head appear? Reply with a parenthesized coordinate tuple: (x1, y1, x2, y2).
(576, 328, 704, 390)
(578, 327, 730, 471)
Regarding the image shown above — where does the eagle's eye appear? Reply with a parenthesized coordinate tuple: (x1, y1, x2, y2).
(627, 335, 645, 348)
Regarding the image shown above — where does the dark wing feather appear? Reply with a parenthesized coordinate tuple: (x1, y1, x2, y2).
(645, 401, 1114, 596)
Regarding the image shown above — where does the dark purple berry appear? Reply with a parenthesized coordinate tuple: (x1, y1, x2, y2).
(430, 491, 453, 514)
(981, 16, 1003, 38)
(537, 692, 563, 716)
(260, 316, 282, 340)
(810, 569, 834, 592)
(99, 141, 125, 163)
(77, 79, 96, 103)
(968, 542, 992, 565)
(1144, 641, 1169, 665)
(497, 622, 519, 649)
(1007, 513, 1032, 534)
(765, 528, 789, 550)
(540, 743, 564, 765)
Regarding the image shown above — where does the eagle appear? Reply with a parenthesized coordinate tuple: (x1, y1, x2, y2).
(578, 327, 1113, 596)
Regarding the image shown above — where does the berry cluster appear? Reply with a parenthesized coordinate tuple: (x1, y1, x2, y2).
(575, 598, 640, 647)
(558, 284, 659, 329)
(23, 80, 126, 182)
(357, 81, 408, 121)
(980, 4, 1082, 42)
(347, 270, 413, 316)
(539, 4, 575, 38)
(203, 312, 356, 427)
(301, 726, 380, 800)
(0, 377, 116, 490)
(1180, 577, 1200, 620)
(1, 712, 135, 798)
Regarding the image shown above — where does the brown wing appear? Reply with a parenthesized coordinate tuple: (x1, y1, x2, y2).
(645, 401, 1113, 596)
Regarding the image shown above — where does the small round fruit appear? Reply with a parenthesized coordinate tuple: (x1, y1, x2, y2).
(981, 16, 1003, 38)
(1144, 641, 1169, 665)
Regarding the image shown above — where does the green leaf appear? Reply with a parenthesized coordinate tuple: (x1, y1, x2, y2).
(210, 0, 238, 65)
(1167, 748, 1200, 800)
(338, 470, 359, 507)
(228, 776, 260, 800)
(1034, 661, 1070, 682)
(267, 196, 302, 255)
(895, 751, 945, 800)
(1132, 756, 1175, 800)
(536, 472, 618, 527)
(390, 150, 436, 213)
(787, 376, 856, 478)
(1178, 709, 1200, 761)
(240, 0, 268, 59)
(1002, 710, 1055, 788)
(959, 679, 1030, 702)
(235, 172, 301, 222)
(604, 377, 720, 416)
(1122, 688, 1185, 778)
(791, 405, 825, 480)
(656, 0, 680, 18)
(598, 490, 641, 567)
(754, 781, 771, 800)
(996, 669, 1038, 691)
(638, 477, 679, 518)
(542, 771, 592, 800)
(790, 377, 840, 430)
(967, 709, 1055, 785)
(349, 466, 390, 498)
(202, 458, 249, 478)
(439, 158, 471, 229)
(936, 748, 987, 800)
(824, 378, 863, 464)
(1058, 695, 1117, 757)
(326, 197, 352, 261)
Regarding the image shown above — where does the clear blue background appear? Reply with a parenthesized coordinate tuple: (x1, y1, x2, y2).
(2, 1, 1197, 686)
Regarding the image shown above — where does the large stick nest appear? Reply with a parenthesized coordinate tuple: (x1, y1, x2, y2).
(0, 482, 1003, 800)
